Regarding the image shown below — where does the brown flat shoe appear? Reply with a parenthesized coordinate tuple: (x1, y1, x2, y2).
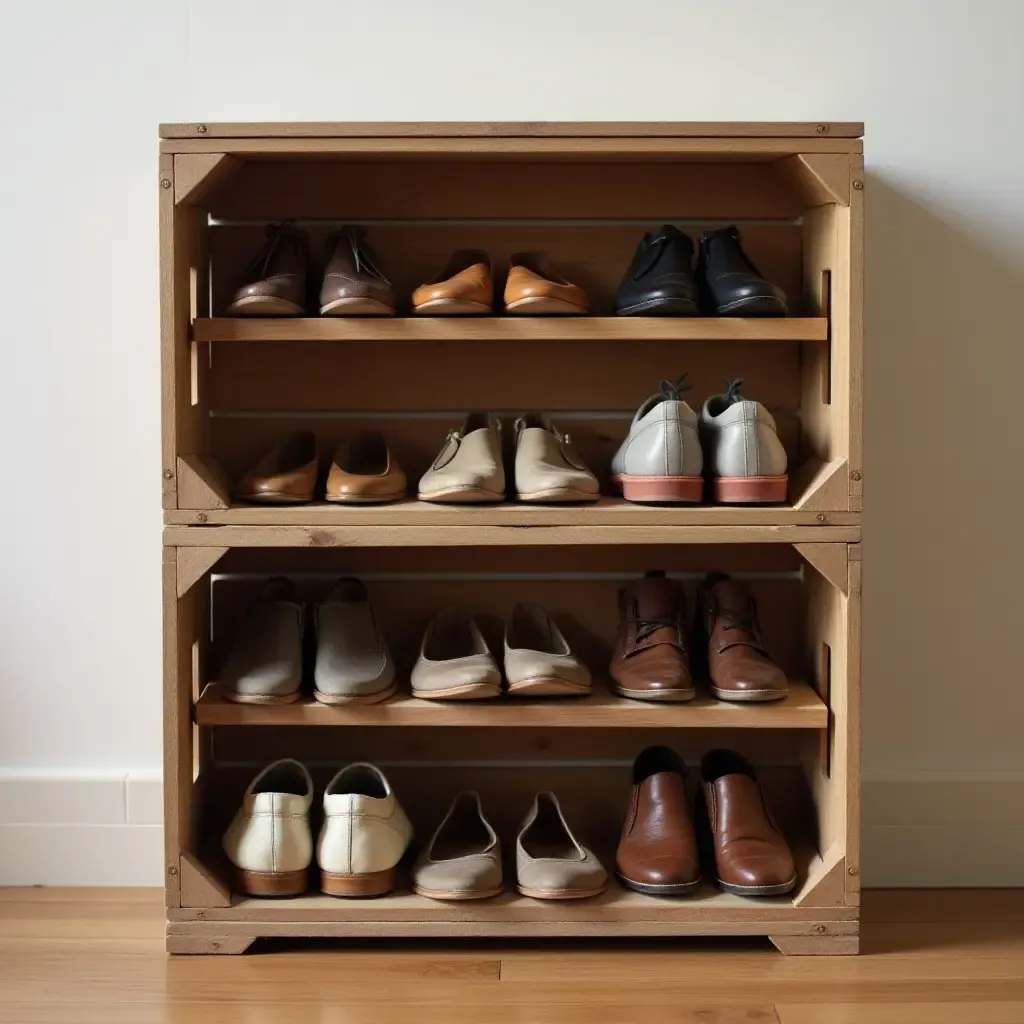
(412, 250, 493, 315)
(504, 252, 588, 315)
(235, 430, 318, 504)
(319, 227, 396, 316)
(226, 222, 308, 316)
(325, 432, 406, 504)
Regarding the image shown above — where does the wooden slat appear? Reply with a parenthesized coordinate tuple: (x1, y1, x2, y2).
(193, 317, 827, 343)
(159, 121, 866, 139)
(195, 679, 827, 729)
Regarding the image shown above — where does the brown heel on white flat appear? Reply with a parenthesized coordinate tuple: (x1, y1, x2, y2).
(321, 867, 396, 898)
(237, 868, 308, 897)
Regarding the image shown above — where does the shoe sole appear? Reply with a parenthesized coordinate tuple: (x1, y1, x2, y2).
(319, 296, 395, 316)
(713, 475, 788, 503)
(418, 488, 505, 503)
(413, 884, 504, 901)
(413, 298, 493, 315)
(324, 492, 406, 504)
(313, 681, 399, 705)
(611, 684, 696, 703)
(506, 677, 592, 697)
(235, 492, 315, 505)
(712, 295, 789, 316)
(322, 867, 396, 898)
(614, 297, 699, 317)
(710, 685, 790, 703)
(226, 295, 305, 316)
(716, 874, 797, 897)
(517, 883, 607, 900)
(412, 683, 502, 700)
(504, 296, 586, 315)
(516, 488, 601, 503)
(612, 474, 703, 503)
(221, 689, 301, 705)
(237, 868, 308, 897)
(616, 872, 702, 897)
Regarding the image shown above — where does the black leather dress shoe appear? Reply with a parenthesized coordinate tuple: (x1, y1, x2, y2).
(697, 227, 788, 316)
(613, 225, 699, 316)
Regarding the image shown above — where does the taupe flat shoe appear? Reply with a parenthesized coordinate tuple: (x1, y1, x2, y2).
(418, 414, 505, 503)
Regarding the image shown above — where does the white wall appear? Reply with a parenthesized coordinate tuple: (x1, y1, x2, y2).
(1, 0, 1022, 885)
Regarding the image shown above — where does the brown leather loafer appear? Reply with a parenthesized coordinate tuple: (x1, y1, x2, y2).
(698, 573, 789, 702)
(412, 251, 493, 315)
(609, 571, 695, 702)
(235, 430, 318, 504)
(504, 253, 588, 315)
(700, 749, 796, 897)
(616, 746, 700, 896)
(319, 227, 396, 316)
(325, 432, 406, 504)
(227, 222, 308, 316)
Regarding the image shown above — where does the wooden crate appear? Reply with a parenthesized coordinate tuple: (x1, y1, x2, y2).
(160, 122, 863, 955)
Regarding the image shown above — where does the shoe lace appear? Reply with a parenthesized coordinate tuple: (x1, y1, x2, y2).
(717, 596, 762, 643)
(245, 220, 301, 280)
(631, 615, 680, 644)
(722, 377, 745, 406)
(338, 227, 390, 283)
(659, 374, 692, 401)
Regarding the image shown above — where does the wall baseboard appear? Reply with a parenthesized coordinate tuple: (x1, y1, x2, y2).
(1, 770, 1021, 887)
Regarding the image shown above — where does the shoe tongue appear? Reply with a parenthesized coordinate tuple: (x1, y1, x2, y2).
(711, 578, 749, 613)
(634, 573, 681, 619)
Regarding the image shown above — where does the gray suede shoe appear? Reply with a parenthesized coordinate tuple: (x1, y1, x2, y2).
(219, 578, 304, 704)
(413, 792, 503, 900)
(313, 578, 396, 705)
(515, 792, 607, 900)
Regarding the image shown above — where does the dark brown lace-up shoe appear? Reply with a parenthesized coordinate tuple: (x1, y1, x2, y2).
(319, 227, 396, 316)
(227, 222, 309, 316)
(698, 573, 789, 702)
(609, 571, 695, 702)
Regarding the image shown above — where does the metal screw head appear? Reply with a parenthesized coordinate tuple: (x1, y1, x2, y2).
(815, 124, 828, 134)
(162, 468, 173, 480)
(815, 925, 827, 934)
(168, 865, 178, 876)
(196, 124, 208, 134)
(851, 470, 862, 481)
(848, 866, 860, 876)
(815, 513, 827, 522)
(160, 179, 171, 190)
(196, 512, 208, 523)
(853, 179, 864, 190)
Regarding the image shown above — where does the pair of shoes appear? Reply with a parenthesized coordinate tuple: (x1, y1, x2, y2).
(219, 578, 396, 706)
(228, 224, 396, 317)
(610, 572, 788, 703)
(418, 413, 600, 504)
(613, 225, 788, 317)
(413, 251, 587, 316)
(612, 376, 788, 504)
(415, 791, 607, 901)
(235, 430, 406, 505)
(616, 746, 796, 898)
(223, 760, 413, 897)
(412, 604, 591, 700)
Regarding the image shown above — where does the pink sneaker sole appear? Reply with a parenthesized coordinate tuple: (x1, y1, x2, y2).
(612, 474, 704, 503)
(713, 475, 788, 503)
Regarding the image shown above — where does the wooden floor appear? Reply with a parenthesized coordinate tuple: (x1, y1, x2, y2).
(0, 889, 1022, 1023)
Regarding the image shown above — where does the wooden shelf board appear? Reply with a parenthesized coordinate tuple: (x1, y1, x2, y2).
(195, 680, 827, 729)
(192, 317, 828, 343)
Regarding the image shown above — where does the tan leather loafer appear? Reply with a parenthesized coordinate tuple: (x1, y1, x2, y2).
(412, 250, 493, 315)
(516, 792, 607, 900)
(411, 607, 502, 700)
(418, 413, 505, 503)
(504, 603, 591, 697)
(319, 227, 396, 316)
(504, 253, 588, 315)
(413, 792, 503, 900)
(326, 432, 406, 504)
(235, 430, 318, 504)
(226, 222, 308, 317)
(514, 414, 600, 503)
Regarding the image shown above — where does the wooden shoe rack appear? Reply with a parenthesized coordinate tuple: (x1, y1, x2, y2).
(159, 121, 863, 955)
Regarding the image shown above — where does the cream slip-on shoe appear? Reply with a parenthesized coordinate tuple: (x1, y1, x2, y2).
(515, 792, 608, 900)
(413, 791, 503, 900)
(504, 603, 592, 697)
(513, 414, 600, 503)
(418, 413, 505, 503)
(222, 759, 314, 897)
(411, 607, 502, 700)
(318, 763, 413, 898)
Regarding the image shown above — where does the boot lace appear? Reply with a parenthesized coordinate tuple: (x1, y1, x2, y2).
(659, 374, 692, 401)
(244, 220, 302, 280)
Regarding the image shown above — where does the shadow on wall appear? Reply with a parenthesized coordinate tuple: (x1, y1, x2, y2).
(862, 173, 1022, 773)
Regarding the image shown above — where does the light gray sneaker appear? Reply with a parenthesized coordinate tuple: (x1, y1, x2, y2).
(219, 577, 304, 705)
(699, 379, 788, 503)
(610, 375, 703, 503)
(313, 578, 396, 705)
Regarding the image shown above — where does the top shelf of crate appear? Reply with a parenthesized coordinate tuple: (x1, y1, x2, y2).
(192, 317, 828, 344)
